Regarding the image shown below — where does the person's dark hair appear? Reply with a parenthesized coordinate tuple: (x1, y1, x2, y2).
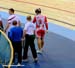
(9, 8, 14, 13)
(27, 16, 32, 21)
(12, 20, 17, 25)
(35, 8, 41, 14)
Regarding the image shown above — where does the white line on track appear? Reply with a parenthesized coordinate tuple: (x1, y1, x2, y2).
(3, 65, 25, 67)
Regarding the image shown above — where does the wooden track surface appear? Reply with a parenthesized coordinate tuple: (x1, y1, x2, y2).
(0, 0, 75, 30)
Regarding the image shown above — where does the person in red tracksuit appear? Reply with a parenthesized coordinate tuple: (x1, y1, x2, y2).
(33, 8, 48, 54)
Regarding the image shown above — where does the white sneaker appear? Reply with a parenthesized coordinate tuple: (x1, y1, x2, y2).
(17, 63, 25, 66)
(37, 50, 42, 54)
(17, 63, 21, 66)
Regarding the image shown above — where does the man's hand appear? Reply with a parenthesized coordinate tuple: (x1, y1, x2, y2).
(46, 30, 48, 33)
(21, 37, 25, 41)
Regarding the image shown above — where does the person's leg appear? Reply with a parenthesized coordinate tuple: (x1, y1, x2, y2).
(41, 30, 45, 50)
(8, 32, 11, 39)
(41, 38, 44, 49)
(12, 41, 16, 64)
(30, 35, 38, 62)
(37, 38, 42, 50)
(30, 35, 37, 58)
(17, 41, 22, 64)
(36, 29, 42, 51)
(37, 30, 45, 53)
(23, 35, 29, 60)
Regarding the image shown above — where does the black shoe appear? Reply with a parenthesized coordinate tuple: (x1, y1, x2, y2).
(34, 58, 38, 63)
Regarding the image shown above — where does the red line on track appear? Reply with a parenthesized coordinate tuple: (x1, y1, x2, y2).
(12, 0, 75, 14)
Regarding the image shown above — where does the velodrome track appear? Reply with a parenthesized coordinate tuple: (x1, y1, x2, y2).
(1, 13, 75, 68)
(0, 0, 75, 29)
(0, 0, 75, 68)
